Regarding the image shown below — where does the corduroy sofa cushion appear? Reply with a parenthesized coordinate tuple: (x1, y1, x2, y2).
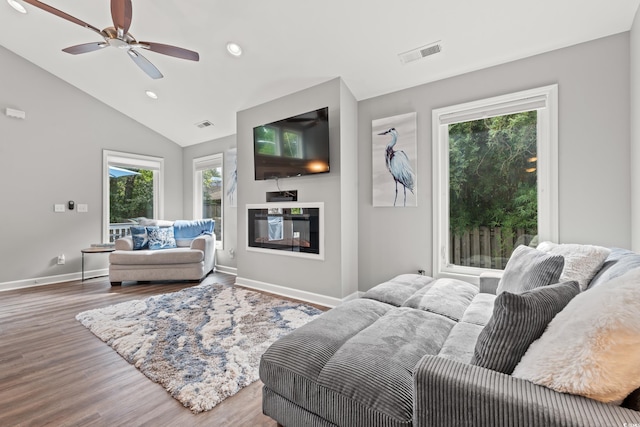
(261, 298, 457, 427)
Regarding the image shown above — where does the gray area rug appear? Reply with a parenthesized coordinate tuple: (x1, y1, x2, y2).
(76, 282, 322, 413)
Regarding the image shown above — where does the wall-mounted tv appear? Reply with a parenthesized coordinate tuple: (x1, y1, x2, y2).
(253, 107, 330, 180)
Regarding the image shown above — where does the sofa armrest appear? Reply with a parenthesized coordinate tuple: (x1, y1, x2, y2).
(190, 234, 215, 251)
(114, 236, 134, 251)
(413, 355, 640, 427)
(479, 271, 502, 294)
(190, 234, 216, 273)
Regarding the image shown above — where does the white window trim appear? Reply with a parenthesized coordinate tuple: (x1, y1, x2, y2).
(103, 150, 164, 243)
(432, 85, 559, 281)
(193, 153, 223, 248)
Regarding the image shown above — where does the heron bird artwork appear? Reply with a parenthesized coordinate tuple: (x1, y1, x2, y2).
(378, 127, 415, 206)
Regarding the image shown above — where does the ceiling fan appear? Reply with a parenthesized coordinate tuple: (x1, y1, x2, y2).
(22, 0, 199, 79)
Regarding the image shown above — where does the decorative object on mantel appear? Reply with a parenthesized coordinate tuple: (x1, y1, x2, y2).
(372, 112, 418, 207)
(225, 148, 237, 207)
(76, 281, 322, 413)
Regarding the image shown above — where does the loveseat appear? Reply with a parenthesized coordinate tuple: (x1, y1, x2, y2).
(109, 219, 216, 286)
(259, 243, 640, 426)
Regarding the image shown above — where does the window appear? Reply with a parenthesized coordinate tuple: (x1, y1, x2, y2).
(103, 150, 164, 243)
(432, 85, 558, 279)
(193, 154, 223, 246)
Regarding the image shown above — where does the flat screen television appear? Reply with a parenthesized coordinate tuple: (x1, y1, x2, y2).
(253, 107, 330, 180)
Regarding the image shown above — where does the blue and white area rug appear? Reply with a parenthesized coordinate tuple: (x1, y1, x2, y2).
(76, 282, 322, 413)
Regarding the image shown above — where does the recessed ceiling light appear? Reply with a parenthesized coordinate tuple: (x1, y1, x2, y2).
(145, 90, 158, 99)
(226, 42, 242, 57)
(7, 0, 27, 13)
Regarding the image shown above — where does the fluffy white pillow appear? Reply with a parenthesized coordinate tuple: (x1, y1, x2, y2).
(537, 241, 610, 291)
(512, 267, 640, 404)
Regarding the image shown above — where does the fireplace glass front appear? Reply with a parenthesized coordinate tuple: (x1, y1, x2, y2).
(247, 207, 320, 255)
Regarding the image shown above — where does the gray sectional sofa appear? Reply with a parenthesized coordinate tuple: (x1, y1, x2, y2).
(259, 246, 640, 426)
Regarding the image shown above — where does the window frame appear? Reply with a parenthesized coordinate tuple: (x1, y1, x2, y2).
(193, 153, 223, 248)
(102, 150, 164, 243)
(431, 85, 559, 280)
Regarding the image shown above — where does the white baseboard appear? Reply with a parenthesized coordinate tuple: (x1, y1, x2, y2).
(0, 268, 109, 292)
(214, 264, 237, 275)
(235, 276, 360, 308)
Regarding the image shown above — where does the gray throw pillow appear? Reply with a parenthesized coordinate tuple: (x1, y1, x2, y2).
(471, 280, 580, 375)
(497, 245, 565, 294)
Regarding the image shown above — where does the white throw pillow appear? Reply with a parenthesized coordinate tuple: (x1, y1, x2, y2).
(537, 241, 610, 291)
(512, 267, 640, 404)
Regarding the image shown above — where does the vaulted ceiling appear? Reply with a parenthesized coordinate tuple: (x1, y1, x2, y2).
(1, 0, 638, 146)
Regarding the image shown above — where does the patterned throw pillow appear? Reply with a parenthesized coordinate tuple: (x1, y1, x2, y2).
(130, 226, 149, 250)
(496, 245, 565, 294)
(471, 281, 580, 374)
(146, 226, 177, 250)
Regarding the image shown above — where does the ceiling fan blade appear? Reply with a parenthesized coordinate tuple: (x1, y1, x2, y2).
(139, 42, 200, 61)
(62, 42, 107, 55)
(127, 49, 163, 79)
(22, 0, 103, 36)
(111, 0, 132, 36)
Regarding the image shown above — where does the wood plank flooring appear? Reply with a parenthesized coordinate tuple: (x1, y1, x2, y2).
(0, 272, 296, 427)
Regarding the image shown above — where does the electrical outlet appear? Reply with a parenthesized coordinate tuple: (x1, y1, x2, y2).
(54, 204, 65, 213)
(77, 204, 88, 213)
(57, 254, 65, 265)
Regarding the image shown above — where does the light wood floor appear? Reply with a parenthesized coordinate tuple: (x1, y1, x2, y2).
(0, 272, 289, 427)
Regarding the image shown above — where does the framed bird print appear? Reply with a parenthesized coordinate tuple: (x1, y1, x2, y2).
(372, 112, 417, 207)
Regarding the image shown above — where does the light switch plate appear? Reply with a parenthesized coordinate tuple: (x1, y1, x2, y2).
(54, 204, 65, 213)
(77, 204, 88, 213)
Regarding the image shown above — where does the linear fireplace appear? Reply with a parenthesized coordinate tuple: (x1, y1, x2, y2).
(247, 203, 324, 259)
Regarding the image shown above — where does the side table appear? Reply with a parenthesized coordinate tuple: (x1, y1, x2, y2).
(81, 247, 115, 281)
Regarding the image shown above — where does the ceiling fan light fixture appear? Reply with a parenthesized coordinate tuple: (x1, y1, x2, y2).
(7, 0, 27, 13)
(226, 42, 242, 57)
(145, 90, 158, 99)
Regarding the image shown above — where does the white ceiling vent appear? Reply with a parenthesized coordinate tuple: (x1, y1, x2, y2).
(195, 120, 214, 129)
(398, 41, 442, 64)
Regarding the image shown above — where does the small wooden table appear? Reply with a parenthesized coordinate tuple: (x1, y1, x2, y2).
(81, 247, 115, 281)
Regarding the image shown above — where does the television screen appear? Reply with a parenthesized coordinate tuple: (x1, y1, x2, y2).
(253, 107, 330, 180)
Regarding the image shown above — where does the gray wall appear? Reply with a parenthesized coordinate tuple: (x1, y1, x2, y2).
(182, 134, 237, 271)
(358, 33, 632, 291)
(1, 31, 634, 296)
(235, 78, 359, 300)
(632, 9, 640, 251)
(0, 45, 184, 286)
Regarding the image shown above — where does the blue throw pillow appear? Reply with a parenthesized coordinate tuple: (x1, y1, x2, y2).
(146, 226, 177, 250)
(173, 219, 214, 240)
(130, 226, 149, 250)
